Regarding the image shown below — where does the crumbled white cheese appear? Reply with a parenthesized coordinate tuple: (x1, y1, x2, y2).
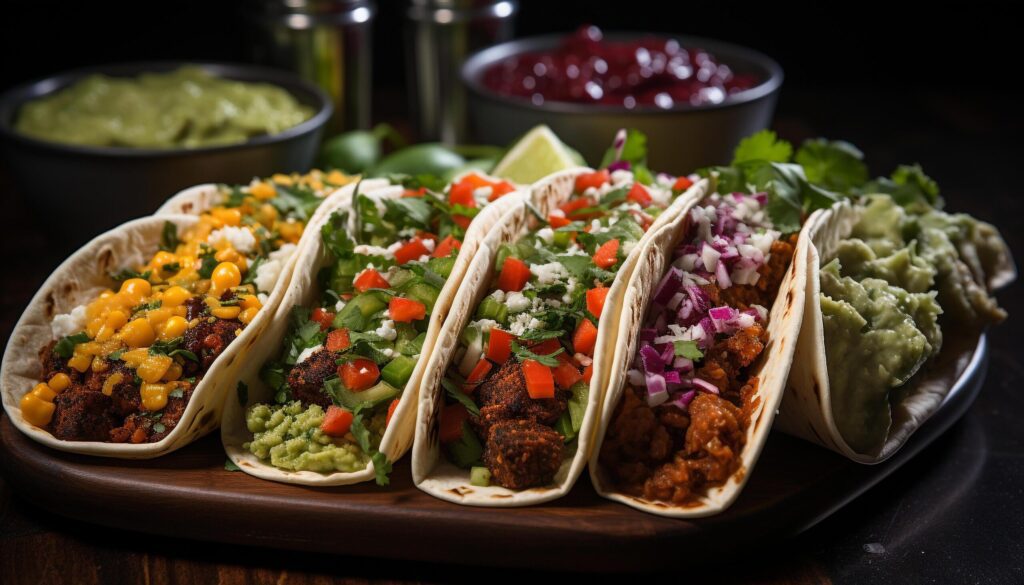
(422, 238, 436, 253)
(354, 244, 393, 258)
(529, 262, 568, 285)
(470, 319, 499, 332)
(50, 305, 87, 338)
(208, 226, 256, 254)
(505, 292, 531, 313)
(253, 243, 298, 293)
(489, 290, 506, 303)
(536, 227, 555, 244)
(375, 319, 398, 341)
(610, 169, 634, 185)
(508, 312, 533, 336)
(335, 299, 347, 312)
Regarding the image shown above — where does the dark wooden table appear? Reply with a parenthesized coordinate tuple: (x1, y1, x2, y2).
(1, 89, 1021, 584)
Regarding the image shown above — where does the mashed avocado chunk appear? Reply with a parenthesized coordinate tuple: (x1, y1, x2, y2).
(245, 401, 368, 473)
(822, 195, 1005, 453)
(15, 66, 313, 148)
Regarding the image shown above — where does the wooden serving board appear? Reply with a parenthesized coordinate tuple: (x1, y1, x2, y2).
(0, 335, 988, 573)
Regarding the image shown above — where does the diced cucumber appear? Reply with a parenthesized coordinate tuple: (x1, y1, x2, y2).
(568, 381, 588, 433)
(475, 296, 508, 324)
(327, 379, 400, 411)
(554, 411, 577, 443)
(470, 466, 491, 487)
(332, 292, 389, 330)
(381, 355, 417, 388)
(446, 422, 483, 468)
(552, 230, 574, 248)
(460, 324, 481, 347)
(394, 324, 420, 355)
(495, 243, 518, 270)
(428, 255, 457, 278)
(404, 282, 441, 312)
(387, 267, 415, 289)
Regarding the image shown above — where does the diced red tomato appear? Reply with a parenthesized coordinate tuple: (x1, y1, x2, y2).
(529, 338, 562, 356)
(448, 179, 478, 208)
(389, 297, 426, 322)
(353, 268, 390, 293)
(673, 176, 694, 191)
(394, 237, 430, 264)
(573, 319, 599, 356)
(522, 359, 555, 399)
(464, 359, 493, 392)
(586, 286, 610, 318)
(497, 256, 531, 292)
(552, 357, 584, 390)
(583, 363, 594, 383)
(386, 399, 399, 426)
(559, 197, 594, 218)
(310, 307, 334, 331)
(574, 169, 610, 193)
(439, 403, 469, 444)
(548, 214, 571, 229)
(488, 181, 516, 201)
(325, 328, 351, 352)
(402, 187, 427, 198)
(627, 182, 652, 206)
(593, 239, 620, 269)
(432, 235, 462, 258)
(321, 406, 354, 437)
(452, 215, 472, 230)
(487, 329, 515, 363)
(339, 358, 380, 392)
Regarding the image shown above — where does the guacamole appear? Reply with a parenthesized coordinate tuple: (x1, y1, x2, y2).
(245, 401, 370, 473)
(15, 66, 313, 149)
(821, 195, 1006, 453)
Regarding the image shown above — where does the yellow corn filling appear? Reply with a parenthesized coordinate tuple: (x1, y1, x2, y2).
(21, 170, 353, 429)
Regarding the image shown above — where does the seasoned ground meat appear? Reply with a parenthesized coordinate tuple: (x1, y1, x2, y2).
(51, 389, 118, 441)
(110, 383, 195, 443)
(184, 318, 243, 370)
(696, 324, 767, 398)
(474, 359, 567, 435)
(184, 296, 207, 321)
(483, 419, 564, 490)
(38, 340, 73, 381)
(286, 348, 335, 408)
(78, 361, 138, 416)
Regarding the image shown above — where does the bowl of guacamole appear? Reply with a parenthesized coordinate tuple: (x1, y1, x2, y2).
(0, 62, 332, 244)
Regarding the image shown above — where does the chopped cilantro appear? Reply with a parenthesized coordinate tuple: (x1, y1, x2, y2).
(53, 332, 90, 358)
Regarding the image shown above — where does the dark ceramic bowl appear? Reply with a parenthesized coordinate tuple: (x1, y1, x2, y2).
(0, 62, 332, 245)
(463, 33, 783, 175)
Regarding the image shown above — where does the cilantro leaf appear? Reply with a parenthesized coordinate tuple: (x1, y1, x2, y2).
(350, 407, 392, 486)
(384, 197, 434, 230)
(197, 246, 218, 279)
(511, 341, 564, 366)
(441, 377, 481, 416)
(732, 130, 793, 165)
(54, 332, 90, 358)
(795, 139, 868, 192)
(863, 164, 941, 207)
(109, 268, 152, 283)
(673, 340, 704, 360)
(224, 458, 241, 472)
(517, 328, 565, 342)
(160, 221, 179, 252)
(269, 184, 321, 223)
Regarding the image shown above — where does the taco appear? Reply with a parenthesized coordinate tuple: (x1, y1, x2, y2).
(776, 194, 1014, 462)
(221, 172, 523, 485)
(412, 164, 704, 506)
(588, 184, 809, 517)
(0, 171, 368, 457)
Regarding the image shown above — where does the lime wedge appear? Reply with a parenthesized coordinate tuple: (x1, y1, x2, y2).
(491, 125, 584, 184)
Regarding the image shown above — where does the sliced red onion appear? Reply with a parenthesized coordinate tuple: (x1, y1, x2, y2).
(669, 390, 697, 410)
(652, 267, 684, 306)
(692, 378, 720, 395)
(673, 357, 694, 372)
(639, 328, 658, 343)
(716, 260, 732, 288)
(608, 160, 631, 173)
(640, 345, 665, 374)
(645, 373, 669, 406)
(663, 370, 682, 385)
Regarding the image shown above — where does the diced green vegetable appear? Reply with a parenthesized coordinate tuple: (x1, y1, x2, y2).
(470, 466, 491, 487)
(324, 378, 400, 411)
(403, 282, 441, 312)
(427, 255, 457, 278)
(552, 230, 574, 248)
(475, 296, 508, 324)
(446, 422, 483, 468)
(333, 293, 388, 330)
(567, 381, 588, 433)
(554, 412, 577, 443)
(381, 355, 417, 388)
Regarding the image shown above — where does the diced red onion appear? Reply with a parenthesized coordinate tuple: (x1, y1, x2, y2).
(692, 378, 720, 395)
(653, 267, 684, 306)
(608, 160, 631, 172)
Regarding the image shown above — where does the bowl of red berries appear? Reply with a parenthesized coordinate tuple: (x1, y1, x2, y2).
(463, 26, 783, 174)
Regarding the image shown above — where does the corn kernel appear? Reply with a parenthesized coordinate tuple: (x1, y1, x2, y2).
(215, 247, 239, 263)
(48, 373, 71, 392)
(240, 295, 262, 310)
(164, 362, 182, 382)
(68, 353, 91, 372)
(77, 341, 102, 356)
(119, 318, 156, 348)
(260, 203, 278, 225)
(97, 309, 129, 340)
(326, 169, 349, 185)
(271, 173, 294, 186)
(150, 251, 177, 270)
(159, 316, 189, 340)
(121, 348, 150, 368)
(250, 181, 276, 200)
(101, 372, 124, 396)
(31, 383, 56, 402)
(137, 355, 173, 383)
(212, 305, 242, 320)
(140, 383, 169, 411)
(90, 356, 108, 373)
(238, 306, 260, 325)
(210, 262, 242, 295)
(146, 307, 173, 327)
(161, 286, 190, 307)
(211, 207, 242, 227)
(19, 393, 55, 427)
(86, 318, 103, 338)
(119, 278, 152, 305)
(173, 305, 188, 318)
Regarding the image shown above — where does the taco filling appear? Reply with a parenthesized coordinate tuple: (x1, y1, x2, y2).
(18, 170, 352, 443)
(599, 192, 795, 505)
(245, 174, 516, 482)
(437, 168, 679, 490)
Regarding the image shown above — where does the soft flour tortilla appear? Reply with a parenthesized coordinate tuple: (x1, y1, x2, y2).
(776, 200, 1015, 463)
(587, 190, 810, 517)
(0, 215, 256, 458)
(221, 182, 525, 486)
(410, 169, 709, 506)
